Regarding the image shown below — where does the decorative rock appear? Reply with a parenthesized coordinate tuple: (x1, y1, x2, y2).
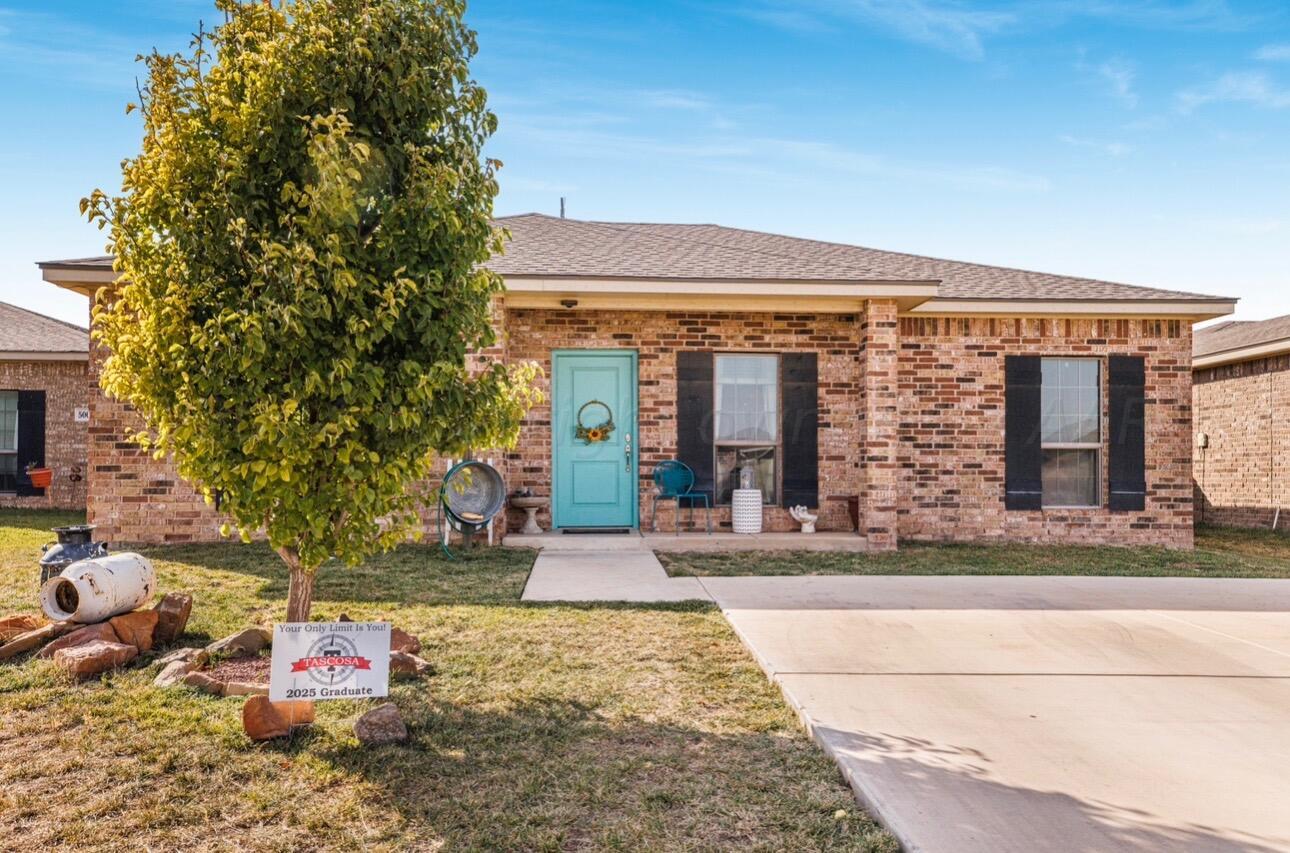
(38, 621, 118, 659)
(156, 647, 208, 668)
(242, 695, 314, 741)
(354, 703, 408, 746)
(206, 627, 271, 658)
(109, 610, 160, 652)
(0, 621, 74, 662)
(182, 670, 226, 696)
(0, 614, 45, 642)
(154, 658, 203, 687)
(152, 593, 193, 646)
(53, 640, 138, 678)
(389, 651, 433, 680)
(223, 680, 270, 697)
(390, 628, 421, 655)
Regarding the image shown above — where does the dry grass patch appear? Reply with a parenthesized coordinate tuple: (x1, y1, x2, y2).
(0, 509, 894, 851)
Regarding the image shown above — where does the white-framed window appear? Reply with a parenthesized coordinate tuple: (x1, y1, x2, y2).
(1040, 358, 1101, 507)
(714, 354, 779, 505)
(0, 392, 17, 493)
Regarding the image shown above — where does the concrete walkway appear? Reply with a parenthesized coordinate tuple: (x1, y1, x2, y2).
(519, 532, 712, 602)
(520, 558, 1290, 852)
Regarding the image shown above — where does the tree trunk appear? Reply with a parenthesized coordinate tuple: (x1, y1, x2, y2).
(279, 546, 317, 622)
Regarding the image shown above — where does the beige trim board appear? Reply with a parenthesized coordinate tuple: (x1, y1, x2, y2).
(39, 264, 1235, 323)
(508, 292, 875, 313)
(1193, 338, 1290, 370)
(906, 298, 1236, 321)
(502, 275, 938, 312)
(0, 351, 88, 362)
(40, 267, 113, 295)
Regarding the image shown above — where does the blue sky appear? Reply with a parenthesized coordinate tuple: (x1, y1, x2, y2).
(1, 0, 1287, 327)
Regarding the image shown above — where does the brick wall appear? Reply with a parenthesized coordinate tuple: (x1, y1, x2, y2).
(78, 301, 1200, 549)
(0, 358, 89, 510)
(503, 307, 864, 534)
(858, 299, 899, 549)
(896, 316, 1194, 548)
(1193, 354, 1290, 528)
(84, 336, 224, 543)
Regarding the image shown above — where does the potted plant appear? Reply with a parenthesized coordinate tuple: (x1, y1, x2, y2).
(25, 461, 52, 489)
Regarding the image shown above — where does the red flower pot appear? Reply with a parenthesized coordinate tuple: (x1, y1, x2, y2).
(27, 468, 52, 489)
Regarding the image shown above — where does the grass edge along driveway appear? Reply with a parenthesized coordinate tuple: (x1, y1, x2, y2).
(660, 526, 1290, 578)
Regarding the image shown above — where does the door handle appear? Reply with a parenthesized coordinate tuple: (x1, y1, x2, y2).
(625, 433, 632, 473)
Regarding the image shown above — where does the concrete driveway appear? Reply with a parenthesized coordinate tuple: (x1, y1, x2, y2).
(703, 576, 1290, 853)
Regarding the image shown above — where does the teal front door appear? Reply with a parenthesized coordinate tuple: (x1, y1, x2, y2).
(553, 350, 638, 529)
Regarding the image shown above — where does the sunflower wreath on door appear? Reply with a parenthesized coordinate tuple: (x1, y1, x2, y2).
(575, 399, 615, 443)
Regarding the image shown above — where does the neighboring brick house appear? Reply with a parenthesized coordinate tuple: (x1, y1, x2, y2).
(1193, 315, 1290, 529)
(0, 301, 90, 510)
(39, 215, 1234, 548)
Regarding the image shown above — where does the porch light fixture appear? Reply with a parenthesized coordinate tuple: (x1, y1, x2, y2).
(560, 299, 578, 309)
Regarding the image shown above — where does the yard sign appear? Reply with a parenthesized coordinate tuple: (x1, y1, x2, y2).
(270, 622, 390, 702)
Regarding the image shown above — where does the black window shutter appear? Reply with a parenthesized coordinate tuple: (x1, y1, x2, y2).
(1004, 356, 1042, 510)
(676, 351, 715, 495)
(16, 390, 46, 497)
(781, 353, 819, 508)
(1108, 355, 1146, 511)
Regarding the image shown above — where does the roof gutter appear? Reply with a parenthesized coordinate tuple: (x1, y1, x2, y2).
(39, 263, 115, 296)
(0, 351, 88, 362)
(1193, 337, 1290, 369)
(907, 297, 1236, 322)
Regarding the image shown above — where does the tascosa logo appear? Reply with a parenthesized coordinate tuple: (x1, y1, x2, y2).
(290, 633, 372, 686)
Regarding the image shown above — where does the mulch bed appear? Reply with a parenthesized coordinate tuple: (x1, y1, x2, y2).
(206, 654, 271, 683)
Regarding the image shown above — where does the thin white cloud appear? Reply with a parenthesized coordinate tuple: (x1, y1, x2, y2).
(503, 177, 577, 194)
(736, 0, 1250, 60)
(1202, 216, 1287, 236)
(1059, 134, 1132, 156)
(1254, 43, 1290, 62)
(638, 90, 713, 111)
(0, 8, 144, 92)
(735, 6, 835, 33)
(500, 118, 1050, 193)
(1037, 0, 1250, 32)
(1178, 71, 1290, 112)
(809, 0, 1014, 60)
(1099, 59, 1138, 108)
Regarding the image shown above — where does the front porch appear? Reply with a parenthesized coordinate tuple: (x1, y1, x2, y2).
(504, 529, 872, 552)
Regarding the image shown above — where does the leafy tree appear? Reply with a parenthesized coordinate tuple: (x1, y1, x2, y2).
(84, 0, 539, 620)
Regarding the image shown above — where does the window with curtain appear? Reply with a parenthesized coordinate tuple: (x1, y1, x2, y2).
(1040, 358, 1100, 507)
(714, 354, 778, 504)
(0, 392, 17, 493)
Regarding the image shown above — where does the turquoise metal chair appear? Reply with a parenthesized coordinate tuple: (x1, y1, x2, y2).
(651, 460, 712, 534)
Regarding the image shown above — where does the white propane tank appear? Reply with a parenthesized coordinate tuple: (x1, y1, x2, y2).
(40, 552, 156, 623)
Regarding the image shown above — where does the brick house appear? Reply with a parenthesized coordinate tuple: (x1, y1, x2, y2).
(39, 215, 1235, 548)
(0, 301, 90, 509)
(1193, 315, 1290, 529)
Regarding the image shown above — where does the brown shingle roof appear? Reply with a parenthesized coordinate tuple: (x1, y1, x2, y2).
(491, 215, 1223, 301)
(0, 301, 88, 355)
(38, 214, 1229, 304)
(1194, 314, 1290, 358)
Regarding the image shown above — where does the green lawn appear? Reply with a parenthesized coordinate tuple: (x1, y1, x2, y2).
(0, 509, 893, 852)
(660, 526, 1290, 578)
